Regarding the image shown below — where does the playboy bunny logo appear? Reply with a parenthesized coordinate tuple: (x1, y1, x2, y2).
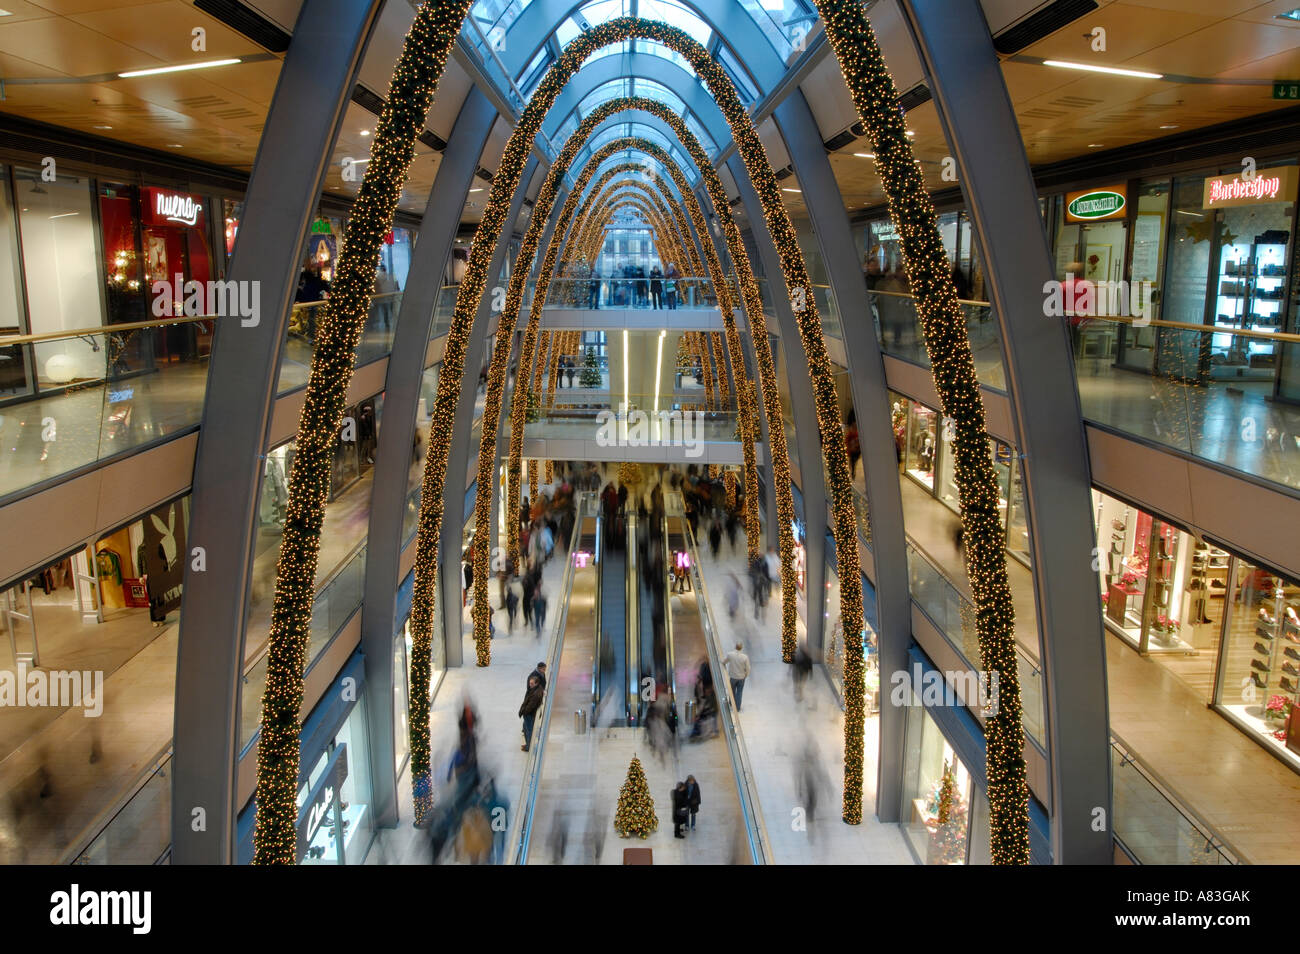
(151, 506, 178, 571)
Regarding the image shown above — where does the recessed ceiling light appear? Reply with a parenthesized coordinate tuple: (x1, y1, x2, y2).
(854, 152, 875, 159)
(904, 130, 915, 137)
(1275, 7, 1300, 21)
(782, 187, 801, 193)
(118, 58, 241, 79)
(1043, 59, 1162, 80)
(93, 124, 113, 130)
(469, 188, 483, 193)
(1087, 143, 1104, 148)
(167, 143, 183, 148)
(360, 129, 371, 137)
(1159, 124, 1179, 129)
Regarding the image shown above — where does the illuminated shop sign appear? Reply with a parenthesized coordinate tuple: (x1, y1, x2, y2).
(142, 187, 204, 228)
(1066, 186, 1127, 222)
(1202, 166, 1297, 209)
(296, 743, 349, 862)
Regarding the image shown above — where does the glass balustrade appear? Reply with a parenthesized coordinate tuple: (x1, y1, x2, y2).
(905, 538, 1045, 746)
(1074, 317, 1300, 492)
(524, 390, 740, 447)
(239, 543, 367, 751)
(542, 277, 716, 309)
(72, 750, 172, 865)
(0, 292, 406, 503)
(871, 290, 1006, 391)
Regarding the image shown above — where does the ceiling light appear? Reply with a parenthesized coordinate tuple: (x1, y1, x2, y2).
(1087, 143, 1103, 148)
(782, 187, 801, 193)
(1159, 124, 1179, 129)
(1043, 59, 1162, 80)
(118, 58, 241, 78)
(469, 188, 484, 193)
(167, 143, 183, 148)
(854, 152, 875, 159)
(904, 130, 915, 137)
(48, 212, 80, 219)
(360, 129, 371, 137)
(1275, 7, 1300, 21)
(0, 8, 12, 14)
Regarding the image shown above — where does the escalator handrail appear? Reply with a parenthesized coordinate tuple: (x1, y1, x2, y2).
(660, 507, 676, 705)
(509, 491, 591, 865)
(625, 508, 637, 725)
(591, 508, 603, 708)
(673, 493, 773, 865)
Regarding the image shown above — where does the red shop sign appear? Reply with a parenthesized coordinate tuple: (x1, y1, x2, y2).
(142, 187, 205, 229)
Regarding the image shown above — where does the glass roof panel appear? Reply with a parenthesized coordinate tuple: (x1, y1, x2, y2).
(633, 39, 696, 78)
(734, 0, 817, 60)
(472, 0, 535, 42)
(637, 0, 712, 47)
(554, 17, 580, 47)
(628, 77, 685, 114)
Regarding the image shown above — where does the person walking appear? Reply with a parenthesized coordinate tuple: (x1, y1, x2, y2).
(684, 775, 701, 831)
(792, 644, 813, 703)
(532, 586, 548, 639)
(671, 781, 689, 838)
(708, 521, 722, 559)
(723, 642, 750, 711)
(518, 674, 544, 752)
(726, 573, 741, 622)
(504, 580, 519, 633)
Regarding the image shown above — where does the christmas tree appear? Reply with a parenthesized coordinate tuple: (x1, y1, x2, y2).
(580, 347, 602, 388)
(929, 761, 968, 865)
(613, 755, 658, 838)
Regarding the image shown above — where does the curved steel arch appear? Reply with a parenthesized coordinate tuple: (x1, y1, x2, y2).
(497, 0, 784, 91)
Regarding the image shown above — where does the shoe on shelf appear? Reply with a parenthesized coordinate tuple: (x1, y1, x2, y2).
(1252, 672, 1268, 690)
(1284, 662, 1300, 678)
(1255, 642, 1272, 656)
(1252, 659, 1271, 673)
(1285, 647, 1300, 662)
(1257, 625, 1276, 640)
(1211, 580, 1226, 589)
(1282, 676, 1299, 694)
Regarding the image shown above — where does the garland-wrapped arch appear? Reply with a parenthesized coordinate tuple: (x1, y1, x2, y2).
(252, 0, 474, 859)
(815, 0, 1028, 859)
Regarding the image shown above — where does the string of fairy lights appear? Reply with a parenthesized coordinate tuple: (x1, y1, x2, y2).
(251, 0, 473, 859)
(814, 0, 1029, 862)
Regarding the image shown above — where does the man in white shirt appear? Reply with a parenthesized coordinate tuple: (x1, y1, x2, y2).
(723, 643, 750, 712)
(764, 547, 781, 588)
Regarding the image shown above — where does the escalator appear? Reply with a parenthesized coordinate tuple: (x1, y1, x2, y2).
(634, 504, 674, 724)
(593, 507, 630, 725)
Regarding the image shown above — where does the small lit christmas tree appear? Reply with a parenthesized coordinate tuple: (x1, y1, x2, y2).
(618, 461, 641, 487)
(613, 755, 658, 838)
(580, 347, 602, 388)
(929, 761, 968, 865)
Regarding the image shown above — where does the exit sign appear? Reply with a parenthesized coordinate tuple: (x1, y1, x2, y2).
(1274, 81, 1300, 100)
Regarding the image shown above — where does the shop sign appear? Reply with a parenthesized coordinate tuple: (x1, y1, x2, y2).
(297, 743, 349, 862)
(1065, 186, 1127, 222)
(382, 230, 395, 245)
(142, 187, 204, 228)
(1202, 166, 1297, 209)
(311, 218, 333, 234)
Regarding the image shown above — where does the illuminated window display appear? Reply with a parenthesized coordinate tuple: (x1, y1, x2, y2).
(901, 701, 980, 865)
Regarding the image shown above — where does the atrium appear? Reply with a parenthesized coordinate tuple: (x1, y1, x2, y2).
(0, 0, 1297, 878)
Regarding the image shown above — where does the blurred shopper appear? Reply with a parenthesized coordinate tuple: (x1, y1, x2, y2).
(792, 643, 813, 703)
(650, 265, 664, 309)
(532, 586, 548, 639)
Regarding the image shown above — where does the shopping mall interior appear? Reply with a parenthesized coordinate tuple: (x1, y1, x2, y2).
(0, 0, 1297, 868)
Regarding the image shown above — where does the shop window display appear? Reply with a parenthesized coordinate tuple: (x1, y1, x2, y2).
(1215, 559, 1300, 767)
(904, 400, 937, 491)
(822, 556, 879, 711)
(297, 702, 373, 865)
(901, 700, 975, 865)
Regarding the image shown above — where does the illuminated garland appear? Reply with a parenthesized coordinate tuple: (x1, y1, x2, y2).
(725, 469, 737, 509)
(253, 0, 471, 857)
(545, 459, 554, 484)
(529, 459, 539, 499)
(815, 0, 1029, 858)
(410, 19, 850, 822)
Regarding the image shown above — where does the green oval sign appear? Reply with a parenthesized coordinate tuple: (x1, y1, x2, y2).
(1068, 191, 1125, 219)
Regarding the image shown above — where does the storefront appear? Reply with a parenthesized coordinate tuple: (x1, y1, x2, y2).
(900, 697, 990, 865)
(1093, 487, 1300, 769)
(822, 550, 879, 712)
(891, 391, 1031, 568)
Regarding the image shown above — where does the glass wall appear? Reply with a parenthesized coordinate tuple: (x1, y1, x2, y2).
(900, 699, 979, 865)
(0, 495, 189, 863)
(298, 699, 374, 865)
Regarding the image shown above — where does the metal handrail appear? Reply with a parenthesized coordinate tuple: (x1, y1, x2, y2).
(591, 508, 603, 708)
(61, 742, 173, 864)
(1109, 732, 1242, 864)
(0, 292, 403, 347)
(674, 493, 773, 864)
(624, 506, 637, 725)
(868, 287, 1300, 344)
(509, 491, 589, 864)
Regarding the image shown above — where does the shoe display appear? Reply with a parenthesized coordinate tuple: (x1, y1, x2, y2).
(1255, 642, 1271, 656)
(1284, 647, 1300, 662)
(1257, 624, 1276, 640)
(1251, 659, 1270, 673)
(1282, 676, 1299, 694)
(1283, 662, 1299, 678)
(1211, 579, 1226, 589)
(1252, 672, 1268, 690)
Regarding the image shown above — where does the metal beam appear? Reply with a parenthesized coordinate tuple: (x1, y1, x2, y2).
(359, 88, 496, 831)
(171, 0, 385, 865)
(773, 90, 912, 822)
(899, 0, 1112, 863)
